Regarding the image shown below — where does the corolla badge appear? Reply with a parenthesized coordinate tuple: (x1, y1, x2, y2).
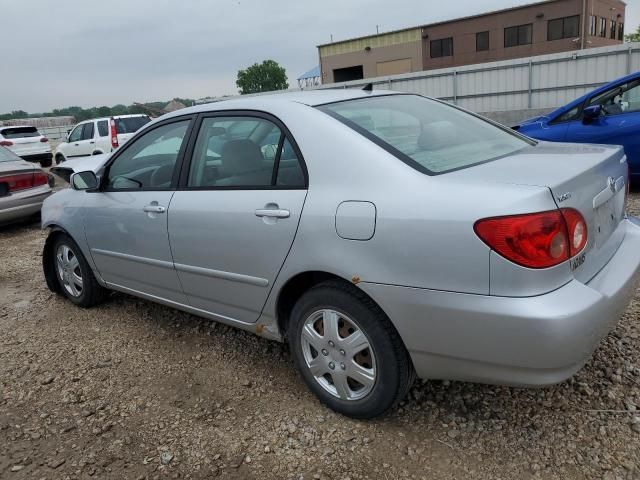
(556, 192, 572, 203)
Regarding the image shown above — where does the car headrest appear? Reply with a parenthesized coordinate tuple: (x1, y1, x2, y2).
(221, 139, 263, 175)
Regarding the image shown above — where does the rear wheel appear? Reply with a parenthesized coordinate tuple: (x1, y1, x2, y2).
(289, 281, 414, 419)
(52, 234, 108, 307)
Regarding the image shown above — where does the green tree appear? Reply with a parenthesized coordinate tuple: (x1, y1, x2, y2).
(625, 25, 640, 42)
(97, 106, 112, 117)
(236, 60, 288, 95)
(111, 104, 128, 116)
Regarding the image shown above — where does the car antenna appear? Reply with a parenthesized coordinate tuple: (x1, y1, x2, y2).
(362, 83, 373, 92)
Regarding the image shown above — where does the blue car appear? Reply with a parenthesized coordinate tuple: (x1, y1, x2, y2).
(516, 71, 640, 182)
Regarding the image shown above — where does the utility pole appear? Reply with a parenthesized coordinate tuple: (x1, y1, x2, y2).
(376, 25, 380, 34)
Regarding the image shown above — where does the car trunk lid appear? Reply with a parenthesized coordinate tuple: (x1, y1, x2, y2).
(451, 141, 628, 283)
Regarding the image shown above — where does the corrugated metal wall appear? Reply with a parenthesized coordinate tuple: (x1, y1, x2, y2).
(317, 43, 640, 113)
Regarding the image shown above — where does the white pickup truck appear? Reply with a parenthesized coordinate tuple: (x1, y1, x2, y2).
(54, 114, 150, 164)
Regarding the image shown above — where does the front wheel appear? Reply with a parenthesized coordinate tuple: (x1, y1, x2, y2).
(52, 234, 108, 307)
(289, 281, 414, 419)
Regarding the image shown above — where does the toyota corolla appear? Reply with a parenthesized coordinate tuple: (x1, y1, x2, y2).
(41, 90, 640, 418)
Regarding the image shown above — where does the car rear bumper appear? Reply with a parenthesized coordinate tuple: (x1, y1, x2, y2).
(360, 216, 640, 386)
(0, 186, 51, 225)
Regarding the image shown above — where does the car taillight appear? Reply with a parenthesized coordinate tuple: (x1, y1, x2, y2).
(33, 172, 49, 187)
(561, 208, 588, 256)
(474, 208, 587, 269)
(0, 172, 49, 193)
(0, 140, 13, 147)
(110, 118, 118, 149)
(40, 137, 49, 143)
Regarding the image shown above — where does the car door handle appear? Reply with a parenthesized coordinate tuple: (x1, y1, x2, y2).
(89, 141, 95, 144)
(143, 204, 166, 213)
(255, 208, 290, 218)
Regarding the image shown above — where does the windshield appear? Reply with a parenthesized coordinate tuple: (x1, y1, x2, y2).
(0, 126, 39, 138)
(115, 116, 150, 134)
(0, 145, 22, 162)
(319, 94, 533, 174)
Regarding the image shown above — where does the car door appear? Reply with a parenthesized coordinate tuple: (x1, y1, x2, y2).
(566, 79, 640, 174)
(96, 119, 110, 153)
(168, 113, 308, 324)
(65, 123, 86, 158)
(77, 122, 96, 156)
(82, 117, 194, 303)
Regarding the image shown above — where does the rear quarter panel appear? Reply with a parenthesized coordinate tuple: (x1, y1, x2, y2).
(256, 103, 559, 322)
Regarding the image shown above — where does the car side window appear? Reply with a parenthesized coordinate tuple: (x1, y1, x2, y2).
(82, 122, 94, 141)
(68, 125, 83, 142)
(106, 120, 190, 191)
(188, 116, 305, 188)
(276, 138, 305, 187)
(550, 106, 580, 125)
(97, 120, 109, 137)
(588, 80, 640, 116)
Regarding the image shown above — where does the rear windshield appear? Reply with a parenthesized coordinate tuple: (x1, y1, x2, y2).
(115, 116, 150, 134)
(0, 145, 22, 162)
(319, 95, 533, 174)
(0, 126, 39, 139)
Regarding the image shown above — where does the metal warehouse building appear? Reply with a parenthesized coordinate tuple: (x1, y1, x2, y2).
(318, 0, 626, 83)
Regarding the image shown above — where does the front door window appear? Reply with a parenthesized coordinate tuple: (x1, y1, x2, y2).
(106, 120, 190, 190)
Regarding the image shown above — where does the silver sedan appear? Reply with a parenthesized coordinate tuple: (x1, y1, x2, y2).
(41, 90, 640, 418)
(0, 145, 52, 225)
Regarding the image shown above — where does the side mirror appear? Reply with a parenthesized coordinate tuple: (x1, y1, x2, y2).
(70, 171, 98, 191)
(583, 105, 602, 123)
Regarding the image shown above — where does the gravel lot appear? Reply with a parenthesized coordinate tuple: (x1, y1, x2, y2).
(1, 190, 640, 480)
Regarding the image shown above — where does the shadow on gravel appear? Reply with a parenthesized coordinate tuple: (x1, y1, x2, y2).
(0, 217, 40, 235)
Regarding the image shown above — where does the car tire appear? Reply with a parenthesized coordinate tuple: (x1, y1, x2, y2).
(55, 154, 65, 165)
(52, 234, 108, 308)
(289, 280, 414, 419)
(40, 157, 52, 168)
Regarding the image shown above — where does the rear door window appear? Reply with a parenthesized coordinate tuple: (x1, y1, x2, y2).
(187, 116, 306, 188)
(97, 120, 109, 137)
(0, 126, 39, 138)
(0, 146, 22, 162)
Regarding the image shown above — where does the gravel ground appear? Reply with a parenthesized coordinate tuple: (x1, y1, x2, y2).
(1, 192, 640, 480)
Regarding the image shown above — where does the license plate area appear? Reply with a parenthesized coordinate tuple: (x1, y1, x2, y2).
(594, 189, 624, 248)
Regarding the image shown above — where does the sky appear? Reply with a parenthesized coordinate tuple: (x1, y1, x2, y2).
(2, 0, 639, 113)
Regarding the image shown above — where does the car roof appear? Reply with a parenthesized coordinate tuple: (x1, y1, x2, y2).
(77, 114, 149, 124)
(161, 89, 402, 121)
